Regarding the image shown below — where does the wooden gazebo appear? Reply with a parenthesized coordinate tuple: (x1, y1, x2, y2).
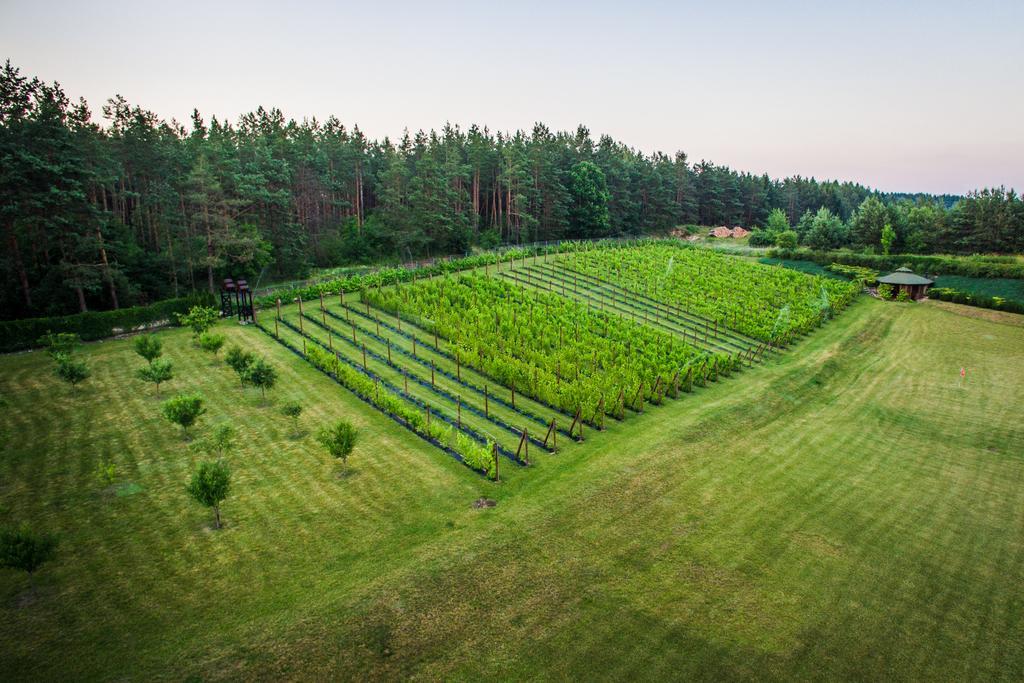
(877, 267, 934, 300)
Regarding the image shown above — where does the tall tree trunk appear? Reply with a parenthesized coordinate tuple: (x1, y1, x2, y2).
(95, 226, 119, 309)
(7, 228, 32, 309)
(76, 285, 87, 313)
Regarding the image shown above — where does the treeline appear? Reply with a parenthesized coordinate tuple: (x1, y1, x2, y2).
(752, 192, 1024, 255)
(0, 61, 1016, 320)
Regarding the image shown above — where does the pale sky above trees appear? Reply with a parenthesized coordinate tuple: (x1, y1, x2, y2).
(2, 0, 1021, 194)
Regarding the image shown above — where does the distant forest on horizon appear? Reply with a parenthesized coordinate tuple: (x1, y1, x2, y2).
(2, 61, 1021, 319)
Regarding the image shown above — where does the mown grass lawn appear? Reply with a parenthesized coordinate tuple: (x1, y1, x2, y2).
(1, 297, 1022, 680)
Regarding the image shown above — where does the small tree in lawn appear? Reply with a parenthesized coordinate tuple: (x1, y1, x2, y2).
(197, 332, 226, 358)
(242, 357, 277, 400)
(177, 305, 219, 338)
(54, 353, 90, 389)
(187, 460, 231, 529)
(317, 419, 357, 471)
(280, 401, 303, 436)
(225, 346, 255, 387)
(161, 393, 206, 438)
(137, 358, 173, 396)
(0, 524, 58, 594)
(38, 332, 81, 358)
(133, 334, 163, 364)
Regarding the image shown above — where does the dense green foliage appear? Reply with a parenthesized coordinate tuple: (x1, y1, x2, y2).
(5, 61, 995, 322)
(365, 272, 713, 419)
(563, 244, 860, 343)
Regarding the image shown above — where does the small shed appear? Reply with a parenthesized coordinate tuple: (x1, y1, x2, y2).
(877, 267, 934, 300)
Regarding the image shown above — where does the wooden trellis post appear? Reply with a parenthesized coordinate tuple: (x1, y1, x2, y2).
(412, 335, 417, 358)
(276, 298, 282, 320)
(352, 323, 357, 344)
(387, 338, 392, 363)
(456, 352, 461, 381)
(434, 330, 439, 350)
(362, 344, 367, 370)
(403, 371, 409, 394)
(376, 318, 381, 336)
(328, 332, 333, 351)
(634, 382, 645, 412)
(297, 295, 304, 317)
(484, 385, 489, 417)
(320, 292, 326, 325)
(397, 312, 402, 332)
(516, 427, 529, 464)
(511, 382, 516, 408)
(544, 418, 557, 450)
(340, 289, 344, 305)
(493, 442, 499, 482)
(302, 338, 307, 356)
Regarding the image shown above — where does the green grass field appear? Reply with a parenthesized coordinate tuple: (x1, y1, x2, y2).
(1, 296, 1023, 680)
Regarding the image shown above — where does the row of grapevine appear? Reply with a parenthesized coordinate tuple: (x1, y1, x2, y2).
(363, 273, 734, 423)
(558, 243, 861, 344)
(261, 324, 499, 478)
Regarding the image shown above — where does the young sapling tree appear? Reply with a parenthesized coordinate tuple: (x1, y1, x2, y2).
(133, 334, 163, 364)
(54, 353, 90, 389)
(242, 357, 277, 400)
(317, 419, 358, 471)
(187, 460, 231, 529)
(0, 524, 58, 593)
(137, 358, 173, 395)
(280, 401, 303, 436)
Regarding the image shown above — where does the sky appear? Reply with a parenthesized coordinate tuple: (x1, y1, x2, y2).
(2, 0, 1022, 195)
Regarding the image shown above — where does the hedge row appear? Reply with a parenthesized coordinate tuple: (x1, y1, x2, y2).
(0, 293, 215, 353)
(769, 249, 1024, 279)
(927, 287, 1024, 315)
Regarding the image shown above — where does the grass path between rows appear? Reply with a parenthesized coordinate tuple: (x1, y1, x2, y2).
(1, 297, 1022, 680)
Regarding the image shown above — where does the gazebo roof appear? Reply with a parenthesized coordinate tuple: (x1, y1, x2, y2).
(877, 267, 934, 286)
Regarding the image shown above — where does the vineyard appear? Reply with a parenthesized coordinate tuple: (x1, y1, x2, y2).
(259, 242, 859, 478)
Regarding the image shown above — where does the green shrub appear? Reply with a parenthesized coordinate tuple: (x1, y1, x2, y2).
(177, 306, 219, 337)
(197, 332, 226, 356)
(225, 346, 255, 386)
(775, 231, 799, 249)
(877, 283, 894, 299)
(896, 289, 912, 302)
(161, 394, 206, 437)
